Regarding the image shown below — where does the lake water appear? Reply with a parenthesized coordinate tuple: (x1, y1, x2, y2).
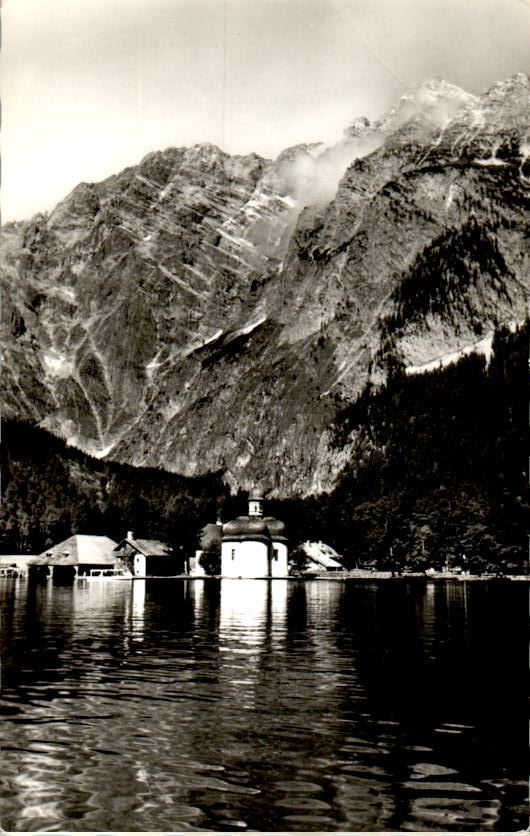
(0, 577, 527, 832)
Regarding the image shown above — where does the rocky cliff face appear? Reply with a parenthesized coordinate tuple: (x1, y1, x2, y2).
(2, 74, 529, 494)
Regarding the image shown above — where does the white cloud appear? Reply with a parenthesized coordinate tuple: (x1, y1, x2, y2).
(2, 0, 528, 220)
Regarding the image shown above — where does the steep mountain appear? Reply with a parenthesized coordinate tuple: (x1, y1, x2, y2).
(1, 74, 529, 494)
(3, 319, 526, 568)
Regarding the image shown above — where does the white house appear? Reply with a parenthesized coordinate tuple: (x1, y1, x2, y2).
(221, 488, 288, 578)
(300, 541, 344, 572)
(114, 532, 183, 577)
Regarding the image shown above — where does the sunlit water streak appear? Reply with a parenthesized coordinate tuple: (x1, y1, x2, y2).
(0, 577, 527, 831)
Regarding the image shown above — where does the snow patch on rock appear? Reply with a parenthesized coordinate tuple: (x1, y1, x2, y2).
(405, 333, 494, 375)
(42, 349, 74, 378)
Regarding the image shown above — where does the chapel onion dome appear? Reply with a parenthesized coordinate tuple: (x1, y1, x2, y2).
(249, 487, 265, 501)
(262, 516, 288, 543)
(222, 516, 272, 544)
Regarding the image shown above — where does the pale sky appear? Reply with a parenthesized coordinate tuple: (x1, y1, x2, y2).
(1, 0, 529, 221)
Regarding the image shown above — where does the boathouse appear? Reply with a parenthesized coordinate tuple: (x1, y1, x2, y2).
(221, 488, 288, 578)
(114, 532, 186, 577)
(28, 535, 121, 581)
(0, 555, 36, 578)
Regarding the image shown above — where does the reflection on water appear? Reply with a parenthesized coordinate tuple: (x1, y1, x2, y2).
(0, 577, 527, 832)
(131, 578, 146, 642)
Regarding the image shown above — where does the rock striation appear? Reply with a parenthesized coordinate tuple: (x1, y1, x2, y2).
(1, 74, 529, 494)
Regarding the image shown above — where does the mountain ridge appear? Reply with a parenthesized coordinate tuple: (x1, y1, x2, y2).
(1, 73, 528, 494)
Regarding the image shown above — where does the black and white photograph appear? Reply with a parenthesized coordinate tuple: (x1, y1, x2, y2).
(0, 0, 528, 831)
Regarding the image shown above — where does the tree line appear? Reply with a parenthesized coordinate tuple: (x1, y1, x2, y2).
(0, 422, 228, 558)
(271, 320, 529, 574)
(1, 320, 528, 573)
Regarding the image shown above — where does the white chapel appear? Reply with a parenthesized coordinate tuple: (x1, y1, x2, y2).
(221, 488, 289, 578)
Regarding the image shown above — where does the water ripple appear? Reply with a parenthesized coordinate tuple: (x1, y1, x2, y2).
(1, 578, 526, 832)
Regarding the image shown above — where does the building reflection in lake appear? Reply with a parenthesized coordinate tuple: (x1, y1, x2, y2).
(131, 579, 146, 642)
(219, 579, 288, 647)
(218, 580, 287, 713)
(189, 576, 205, 615)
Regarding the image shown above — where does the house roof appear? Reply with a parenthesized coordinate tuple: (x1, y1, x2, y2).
(0, 555, 37, 566)
(115, 538, 172, 557)
(301, 541, 343, 569)
(32, 535, 119, 566)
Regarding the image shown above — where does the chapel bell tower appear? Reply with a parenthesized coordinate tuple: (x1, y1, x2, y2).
(248, 487, 264, 518)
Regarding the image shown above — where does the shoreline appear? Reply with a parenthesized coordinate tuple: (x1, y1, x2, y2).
(4, 572, 528, 583)
(82, 572, 530, 582)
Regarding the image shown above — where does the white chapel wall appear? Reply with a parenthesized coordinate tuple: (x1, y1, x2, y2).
(221, 540, 270, 577)
(271, 542, 289, 577)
